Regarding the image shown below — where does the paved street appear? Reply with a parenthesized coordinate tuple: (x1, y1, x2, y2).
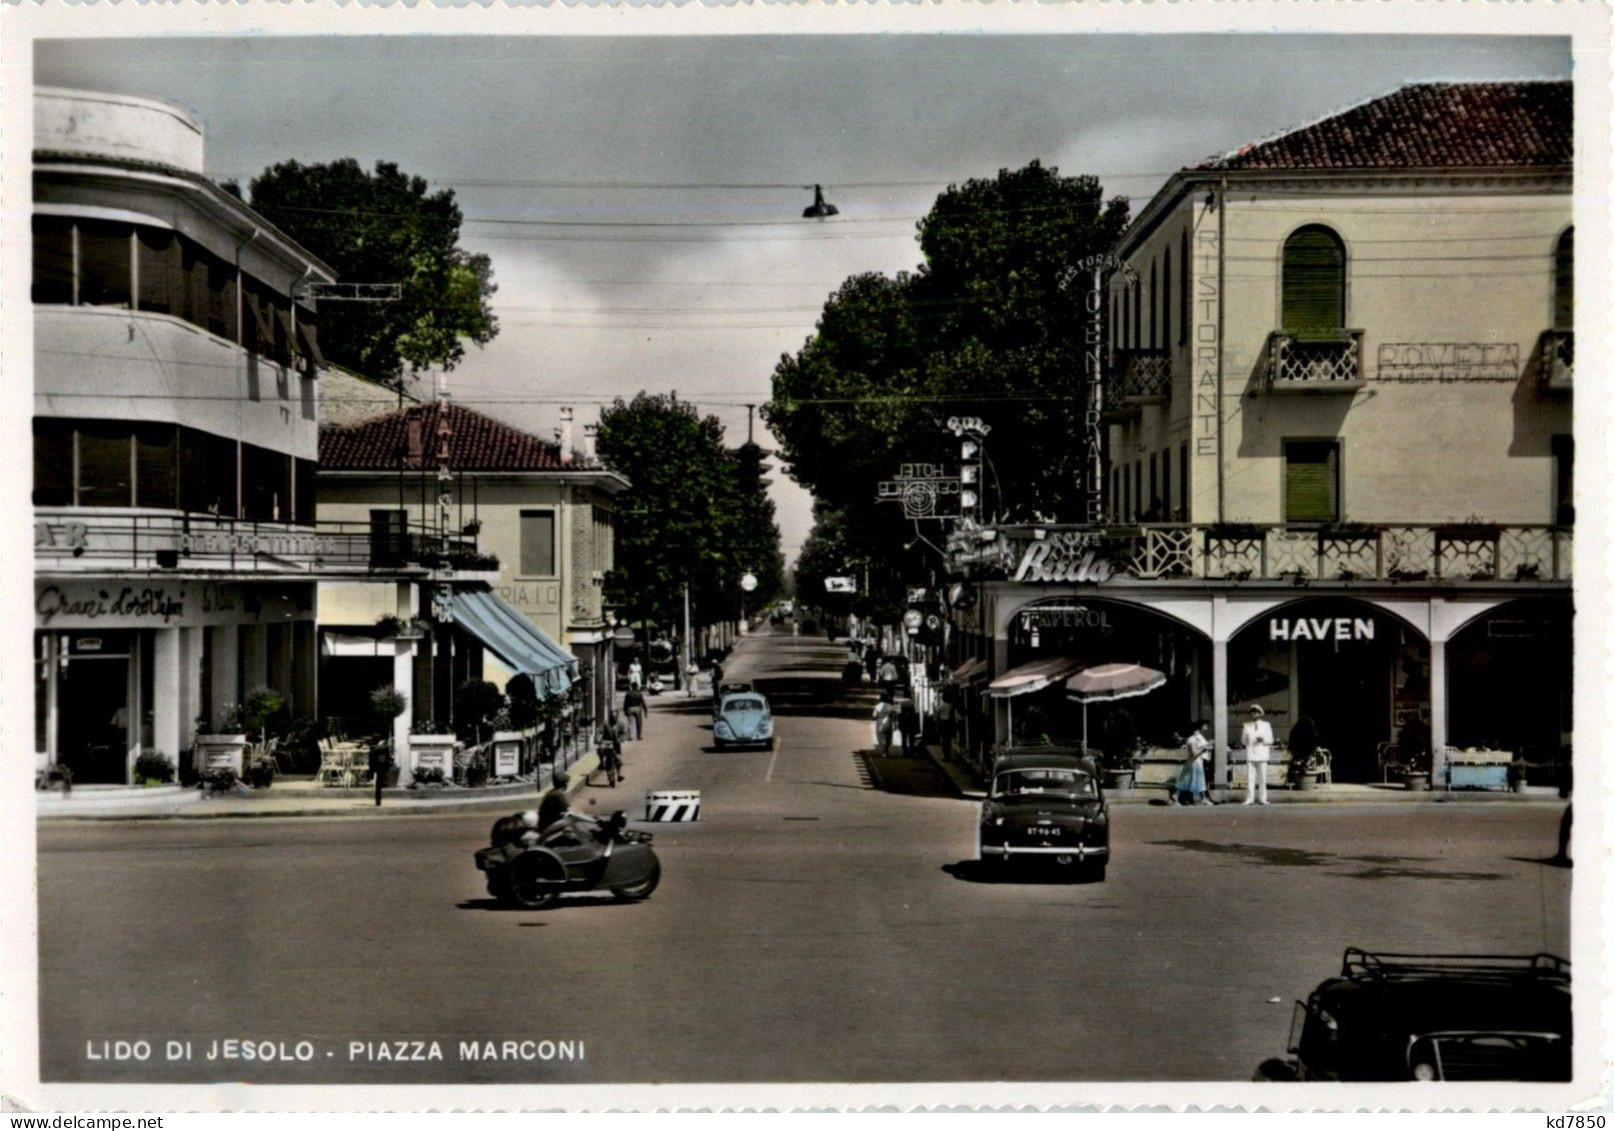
(37, 626, 1571, 1084)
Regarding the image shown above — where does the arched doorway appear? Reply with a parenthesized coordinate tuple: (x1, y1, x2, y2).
(1228, 598, 1427, 782)
(1447, 597, 1572, 768)
(1001, 596, 1211, 750)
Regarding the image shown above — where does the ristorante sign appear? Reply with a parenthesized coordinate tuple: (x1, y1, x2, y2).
(34, 581, 309, 628)
(1012, 533, 1118, 584)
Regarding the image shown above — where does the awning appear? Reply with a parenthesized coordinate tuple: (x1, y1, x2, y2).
(447, 590, 574, 695)
(952, 657, 989, 684)
(986, 656, 1088, 699)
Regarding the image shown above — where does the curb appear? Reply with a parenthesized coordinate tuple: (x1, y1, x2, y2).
(36, 753, 603, 822)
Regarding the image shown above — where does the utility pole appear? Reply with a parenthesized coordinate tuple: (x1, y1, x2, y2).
(682, 582, 693, 694)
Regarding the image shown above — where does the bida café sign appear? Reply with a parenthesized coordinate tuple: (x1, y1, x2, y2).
(1012, 532, 1119, 584)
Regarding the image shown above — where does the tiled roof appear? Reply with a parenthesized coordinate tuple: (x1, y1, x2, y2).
(1196, 82, 1571, 172)
(319, 402, 588, 472)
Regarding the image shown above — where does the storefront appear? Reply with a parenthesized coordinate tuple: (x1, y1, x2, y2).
(1446, 597, 1572, 762)
(34, 578, 316, 784)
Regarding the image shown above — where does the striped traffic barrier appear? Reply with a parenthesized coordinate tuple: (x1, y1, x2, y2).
(645, 790, 701, 822)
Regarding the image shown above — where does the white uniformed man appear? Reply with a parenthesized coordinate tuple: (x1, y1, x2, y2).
(1241, 705, 1275, 806)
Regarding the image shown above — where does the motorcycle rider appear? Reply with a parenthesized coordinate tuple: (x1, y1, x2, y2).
(538, 770, 580, 832)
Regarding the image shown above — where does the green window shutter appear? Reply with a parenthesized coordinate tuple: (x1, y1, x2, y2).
(1285, 442, 1338, 523)
(1282, 228, 1345, 341)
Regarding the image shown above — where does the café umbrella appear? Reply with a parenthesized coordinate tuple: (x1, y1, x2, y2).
(1064, 663, 1168, 753)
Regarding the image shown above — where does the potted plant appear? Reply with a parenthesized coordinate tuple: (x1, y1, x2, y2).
(454, 679, 506, 746)
(374, 613, 405, 637)
(464, 750, 490, 789)
(133, 751, 175, 786)
(369, 684, 409, 801)
(1284, 717, 1323, 791)
(241, 686, 284, 748)
(1097, 708, 1142, 792)
(245, 747, 277, 789)
(409, 766, 447, 788)
(1399, 716, 1433, 791)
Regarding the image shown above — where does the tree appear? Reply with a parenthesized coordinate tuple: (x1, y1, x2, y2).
(248, 159, 498, 385)
(597, 394, 758, 634)
(764, 161, 1130, 542)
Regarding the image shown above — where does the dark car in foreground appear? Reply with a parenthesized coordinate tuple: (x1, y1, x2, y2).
(977, 749, 1108, 881)
(1258, 949, 1571, 1082)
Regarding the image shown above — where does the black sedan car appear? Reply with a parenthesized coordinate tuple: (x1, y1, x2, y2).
(977, 749, 1108, 881)
(1258, 949, 1571, 1082)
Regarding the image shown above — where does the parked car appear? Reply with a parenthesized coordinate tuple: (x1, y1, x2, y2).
(713, 691, 774, 751)
(1256, 949, 1571, 1082)
(977, 748, 1108, 881)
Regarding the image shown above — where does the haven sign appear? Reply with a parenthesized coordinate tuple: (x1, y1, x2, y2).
(1269, 616, 1376, 643)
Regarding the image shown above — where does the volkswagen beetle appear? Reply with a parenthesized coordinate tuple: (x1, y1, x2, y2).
(713, 691, 774, 751)
(978, 749, 1108, 881)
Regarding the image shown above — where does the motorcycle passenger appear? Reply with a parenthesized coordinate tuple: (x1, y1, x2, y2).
(538, 770, 574, 831)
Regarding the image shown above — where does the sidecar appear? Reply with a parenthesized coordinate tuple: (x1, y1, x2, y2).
(475, 811, 660, 909)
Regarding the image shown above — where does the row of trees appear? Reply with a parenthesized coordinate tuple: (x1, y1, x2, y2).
(596, 393, 784, 636)
(240, 159, 783, 638)
(765, 162, 1130, 612)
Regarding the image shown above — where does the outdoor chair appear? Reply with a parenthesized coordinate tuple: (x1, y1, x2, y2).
(316, 748, 352, 788)
(1375, 742, 1404, 783)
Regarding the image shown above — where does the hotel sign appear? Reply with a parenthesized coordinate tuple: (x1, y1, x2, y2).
(1012, 533, 1118, 585)
(1376, 343, 1520, 383)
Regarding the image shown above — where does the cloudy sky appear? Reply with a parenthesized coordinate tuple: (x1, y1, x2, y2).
(35, 33, 1573, 562)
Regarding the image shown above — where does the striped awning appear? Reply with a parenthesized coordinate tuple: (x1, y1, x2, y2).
(986, 656, 1088, 699)
(446, 590, 574, 695)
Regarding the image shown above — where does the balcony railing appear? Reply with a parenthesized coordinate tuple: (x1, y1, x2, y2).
(1540, 330, 1573, 391)
(951, 522, 1572, 585)
(1265, 331, 1365, 391)
(1118, 349, 1172, 403)
(33, 510, 497, 577)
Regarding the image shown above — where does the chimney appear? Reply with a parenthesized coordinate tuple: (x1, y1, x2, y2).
(583, 422, 598, 463)
(559, 406, 575, 465)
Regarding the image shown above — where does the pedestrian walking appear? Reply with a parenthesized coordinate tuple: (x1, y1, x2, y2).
(623, 685, 647, 741)
(1174, 721, 1214, 805)
(628, 659, 644, 690)
(685, 660, 699, 698)
(1240, 705, 1274, 805)
(864, 642, 880, 684)
(872, 692, 896, 756)
(898, 697, 920, 757)
(935, 684, 956, 760)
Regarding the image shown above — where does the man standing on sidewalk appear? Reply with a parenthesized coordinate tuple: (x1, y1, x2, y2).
(1241, 705, 1274, 806)
(623, 685, 648, 741)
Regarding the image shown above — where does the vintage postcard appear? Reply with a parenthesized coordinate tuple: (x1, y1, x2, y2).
(1, 0, 1609, 1114)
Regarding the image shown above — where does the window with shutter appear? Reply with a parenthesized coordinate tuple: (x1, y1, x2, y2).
(1282, 226, 1346, 341)
(1284, 441, 1340, 523)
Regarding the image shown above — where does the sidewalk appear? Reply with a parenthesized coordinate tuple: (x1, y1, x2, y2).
(914, 742, 1566, 805)
(34, 752, 600, 821)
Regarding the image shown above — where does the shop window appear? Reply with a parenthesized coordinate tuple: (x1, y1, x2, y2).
(1281, 226, 1347, 340)
(33, 418, 74, 506)
(1553, 435, 1573, 525)
(32, 216, 74, 304)
(78, 421, 133, 507)
(136, 227, 183, 316)
(134, 423, 179, 509)
(520, 510, 556, 577)
(1284, 440, 1340, 524)
(1553, 228, 1573, 330)
(77, 220, 132, 308)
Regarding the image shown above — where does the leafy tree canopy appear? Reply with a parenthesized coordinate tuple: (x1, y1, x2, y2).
(248, 159, 499, 385)
(765, 161, 1130, 578)
(597, 394, 782, 631)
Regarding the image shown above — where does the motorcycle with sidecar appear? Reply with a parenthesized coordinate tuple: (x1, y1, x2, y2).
(475, 811, 661, 908)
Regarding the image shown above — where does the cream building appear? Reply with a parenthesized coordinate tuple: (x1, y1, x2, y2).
(954, 83, 1573, 787)
(315, 402, 627, 767)
(31, 88, 339, 784)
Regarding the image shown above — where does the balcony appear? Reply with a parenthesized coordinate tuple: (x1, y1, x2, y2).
(1539, 330, 1573, 392)
(1264, 331, 1365, 393)
(957, 522, 1572, 586)
(1100, 350, 1173, 421)
(33, 510, 498, 580)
